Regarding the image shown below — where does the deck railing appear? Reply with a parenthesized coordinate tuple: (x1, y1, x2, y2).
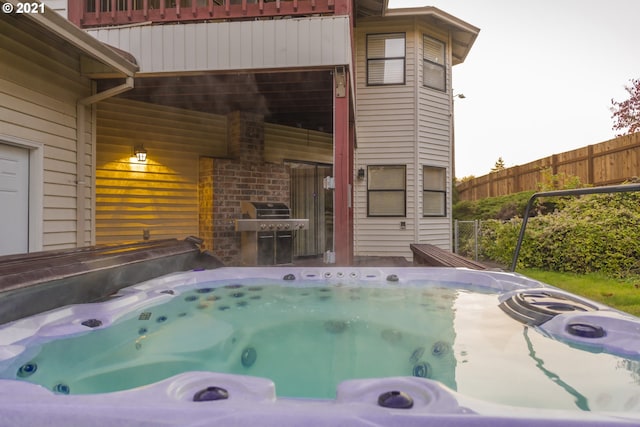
(69, 0, 338, 28)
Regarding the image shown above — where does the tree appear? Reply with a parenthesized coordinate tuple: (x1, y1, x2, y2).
(491, 157, 505, 173)
(611, 78, 640, 136)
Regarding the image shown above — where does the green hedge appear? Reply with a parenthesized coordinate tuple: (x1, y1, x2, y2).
(453, 191, 535, 220)
(478, 192, 640, 277)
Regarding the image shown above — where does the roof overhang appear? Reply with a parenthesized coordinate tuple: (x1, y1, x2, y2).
(355, 2, 479, 65)
(1, 0, 138, 78)
(384, 7, 479, 65)
(355, 0, 389, 18)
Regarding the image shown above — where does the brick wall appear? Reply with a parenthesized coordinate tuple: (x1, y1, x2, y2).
(211, 112, 290, 264)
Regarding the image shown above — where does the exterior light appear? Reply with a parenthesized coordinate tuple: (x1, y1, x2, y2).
(133, 145, 147, 162)
(357, 168, 365, 180)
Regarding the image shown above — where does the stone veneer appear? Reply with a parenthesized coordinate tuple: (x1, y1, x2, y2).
(201, 111, 290, 265)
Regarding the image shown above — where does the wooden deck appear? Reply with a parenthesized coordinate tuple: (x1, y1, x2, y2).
(410, 244, 487, 270)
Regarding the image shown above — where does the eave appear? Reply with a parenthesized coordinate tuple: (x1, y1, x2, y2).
(1, 0, 138, 78)
(383, 6, 479, 65)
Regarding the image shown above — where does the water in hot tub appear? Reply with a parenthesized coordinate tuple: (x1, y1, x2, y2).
(3, 279, 640, 411)
(4, 281, 457, 398)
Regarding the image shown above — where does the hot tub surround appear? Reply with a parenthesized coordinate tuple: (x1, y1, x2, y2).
(0, 238, 222, 325)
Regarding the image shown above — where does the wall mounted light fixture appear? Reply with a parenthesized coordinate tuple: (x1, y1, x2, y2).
(357, 168, 365, 180)
(133, 145, 147, 162)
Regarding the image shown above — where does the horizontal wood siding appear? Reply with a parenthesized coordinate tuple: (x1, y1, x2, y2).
(353, 17, 456, 256)
(264, 124, 332, 164)
(1, 15, 93, 250)
(95, 98, 227, 244)
(354, 17, 417, 259)
(87, 16, 351, 74)
(416, 23, 452, 249)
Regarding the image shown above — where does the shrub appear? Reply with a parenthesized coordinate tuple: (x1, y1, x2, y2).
(453, 191, 536, 221)
(479, 191, 640, 277)
(454, 172, 587, 221)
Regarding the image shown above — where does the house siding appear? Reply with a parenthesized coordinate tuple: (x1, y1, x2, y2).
(86, 16, 352, 74)
(95, 98, 227, 244)
(94, 98, 329, 246)
(1, 15, 93, 250)
(354, 17, 417, 259)
(264, 124, 332, 164)
(354, 17, 454, 259)
(416, 23, 453, 248)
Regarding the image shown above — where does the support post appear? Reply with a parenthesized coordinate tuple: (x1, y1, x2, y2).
(333, 66, 353, 265)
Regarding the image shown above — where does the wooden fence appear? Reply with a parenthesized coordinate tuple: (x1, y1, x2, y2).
(456, 132, 640, 201)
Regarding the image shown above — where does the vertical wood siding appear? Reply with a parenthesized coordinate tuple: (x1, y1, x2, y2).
(354, 17, 454, 258)
(1, 16, 93, 250)
(457, 133, 640, 201)
(95, 98, 227, 244)
(87, 16, 351, 74)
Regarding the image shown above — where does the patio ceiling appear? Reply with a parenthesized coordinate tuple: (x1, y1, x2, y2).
(98, 70, 335, 133)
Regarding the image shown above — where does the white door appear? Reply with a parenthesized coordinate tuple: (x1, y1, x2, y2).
(0, 144, 29, 255)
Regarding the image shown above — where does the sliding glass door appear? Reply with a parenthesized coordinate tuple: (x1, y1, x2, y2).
(289, 163, 333, 258)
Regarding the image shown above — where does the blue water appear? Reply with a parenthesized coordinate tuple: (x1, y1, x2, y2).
(2, 282, 458, 398)
(2, 278, 640, 412)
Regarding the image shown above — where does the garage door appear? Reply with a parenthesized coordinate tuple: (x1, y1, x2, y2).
(0, 144, 29, 255)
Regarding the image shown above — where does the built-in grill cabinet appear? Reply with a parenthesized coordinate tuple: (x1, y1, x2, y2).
(235, 202, 308, 266)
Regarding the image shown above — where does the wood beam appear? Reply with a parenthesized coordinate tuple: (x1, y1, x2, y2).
(333, 66, 352, 265)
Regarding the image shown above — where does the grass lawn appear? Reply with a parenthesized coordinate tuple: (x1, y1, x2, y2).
(518, 268, 640, 317)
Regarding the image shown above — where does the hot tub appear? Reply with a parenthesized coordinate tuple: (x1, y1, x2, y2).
(0, 267, 639, 426)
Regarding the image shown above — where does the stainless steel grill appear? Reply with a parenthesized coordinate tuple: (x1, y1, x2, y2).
(235, 202, 308, 265)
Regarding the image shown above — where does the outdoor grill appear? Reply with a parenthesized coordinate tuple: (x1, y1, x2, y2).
(235, 202, 308, 265)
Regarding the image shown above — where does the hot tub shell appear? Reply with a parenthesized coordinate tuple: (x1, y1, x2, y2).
(0, 266, 639, 426)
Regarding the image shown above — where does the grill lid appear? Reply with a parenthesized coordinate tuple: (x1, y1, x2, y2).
(241, 201, 291, 219)
(249, 202, 289, 211)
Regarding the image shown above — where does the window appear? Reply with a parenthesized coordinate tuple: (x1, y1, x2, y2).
(423, 35, 446, 91)
(423, 166, 446, 216)
(367, 33, 406, 86)
(367, 165, 406, 217)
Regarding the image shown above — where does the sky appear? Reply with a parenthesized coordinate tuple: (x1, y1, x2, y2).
(388, 0, 640, 178)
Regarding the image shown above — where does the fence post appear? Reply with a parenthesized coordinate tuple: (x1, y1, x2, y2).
(587, 144, 594, 184)
(474, 220, 479, 261)
(454, 220, 459, 254)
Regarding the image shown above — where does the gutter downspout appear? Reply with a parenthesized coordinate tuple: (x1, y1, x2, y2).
(76, 77, 134, 246)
